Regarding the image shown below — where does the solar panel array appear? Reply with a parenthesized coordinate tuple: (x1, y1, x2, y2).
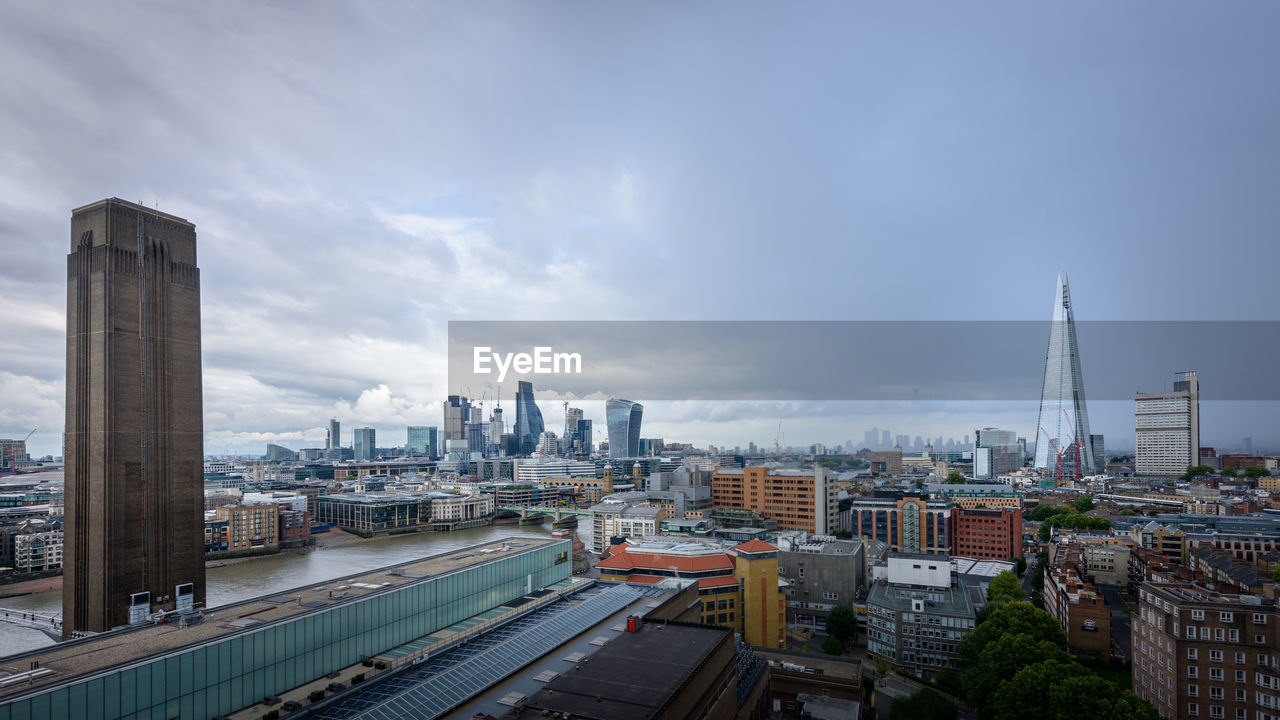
(318, 584, 641, 720)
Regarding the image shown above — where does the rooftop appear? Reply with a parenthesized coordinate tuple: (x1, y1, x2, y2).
(507, 620, 734, 720)
(0, 537, 558, 702)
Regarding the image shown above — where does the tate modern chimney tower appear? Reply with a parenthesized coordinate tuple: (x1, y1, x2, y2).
(63, 199, 206, 636)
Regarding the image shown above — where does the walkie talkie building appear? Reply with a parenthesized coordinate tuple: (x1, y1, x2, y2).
(1033, 273, 1097, 480)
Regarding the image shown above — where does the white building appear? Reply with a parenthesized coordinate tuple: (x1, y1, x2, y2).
(1135, 371, 1200, 477)
(428, 491, 495, 522)
(589, 495, 666, 553)
(241, 491, 308, 513)
(515, 459, 598, 483)
(13, 526, 63, 571)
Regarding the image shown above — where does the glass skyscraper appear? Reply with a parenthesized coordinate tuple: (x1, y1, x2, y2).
(606, 398, 643, 458)
(1033, 273, 1096, 479)
(407, 425, 437, 458)
(353, 427, 376, 462)
(513, 381, 545, 455)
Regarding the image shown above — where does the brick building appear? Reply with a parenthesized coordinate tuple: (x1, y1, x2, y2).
(711, 467, 837, 535)
(952, 506, 1023, 560)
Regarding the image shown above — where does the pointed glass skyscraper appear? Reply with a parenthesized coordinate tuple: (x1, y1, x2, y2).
(1033, 273, 1096, 479)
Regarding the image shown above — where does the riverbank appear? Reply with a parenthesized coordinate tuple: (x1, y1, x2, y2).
(0, 575, 63, 599)
(206, 530, 367, 568)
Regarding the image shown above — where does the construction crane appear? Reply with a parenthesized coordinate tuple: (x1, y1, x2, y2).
(775, 421, 784, 457)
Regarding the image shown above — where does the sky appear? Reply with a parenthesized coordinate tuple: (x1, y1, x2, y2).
(2, 2, 1279, 458)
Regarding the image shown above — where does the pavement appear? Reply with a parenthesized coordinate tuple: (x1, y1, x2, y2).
(872, 672, 975, 720)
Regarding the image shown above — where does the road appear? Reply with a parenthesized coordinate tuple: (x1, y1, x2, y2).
(1100, 585, 1134, 658)
(873, 674, 975, 720)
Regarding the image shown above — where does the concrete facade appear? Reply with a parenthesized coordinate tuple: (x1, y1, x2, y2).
(63, 198, 207, 636)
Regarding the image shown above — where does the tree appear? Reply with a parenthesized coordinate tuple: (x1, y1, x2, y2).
(962, 635, 1072, 712)
(889, 688, 958, 720)
(1027, 504, 1072, 522)
(822, 635, 843, 655)
(946, 471, 966, 484)
(1273, 565, 1280, 584)
(873, 653, 891, 678)
(825, 604, 857, 642)
(1221, 466, 1239, 477)
(1072, 494, 1095, 513)
(1182, 465, 1213, 480)
(986, 570, 1025, 603)
(987, 660, 1090, 720)
(1245, 465, 1268, 479)
(957, 601, 1067, 666)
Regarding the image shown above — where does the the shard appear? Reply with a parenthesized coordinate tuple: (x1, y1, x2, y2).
(1033, 273, 1096, 479)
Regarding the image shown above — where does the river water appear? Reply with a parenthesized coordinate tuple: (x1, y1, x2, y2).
(0, 520, 592, 658)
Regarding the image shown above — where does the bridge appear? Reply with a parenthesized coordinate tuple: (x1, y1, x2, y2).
(0, 608, 64, 641)
(497, 506, 593, 521)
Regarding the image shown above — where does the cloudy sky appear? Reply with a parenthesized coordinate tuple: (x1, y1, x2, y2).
(3, 2, 1279, 457)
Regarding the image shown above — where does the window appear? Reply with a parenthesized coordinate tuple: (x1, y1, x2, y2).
(1189, 648, 1199, 660)
(1193, 609, 1205, 621)
(1187, 627, 1197, 639)
(1221, 612, 1234, 623)
(1258, 635, 1267, 644)
(1210, 706, 1223, 719)
(1188, 685, 1199, 697)
(1210, 687, 1223, 700)
(1188, 703, 1199, 716)
(1236, 652, 1245, 664)
(1253, 613, 1267, 625)
(1210, 668, 1223, 681)
(1215, 628, 1225, 641)
(1211, 650, 1224, 663)
(1189, 666, 1199, 679)
(1235, 671, 1245, 683)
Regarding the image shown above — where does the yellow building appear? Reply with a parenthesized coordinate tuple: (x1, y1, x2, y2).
(596, 537, 784, 648)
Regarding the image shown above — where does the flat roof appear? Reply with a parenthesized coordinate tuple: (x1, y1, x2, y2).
(509, 620, 732, 720)
(70, 197, 194, 226)
(0, 536, 560, 702)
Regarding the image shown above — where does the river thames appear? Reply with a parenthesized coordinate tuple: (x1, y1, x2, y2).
(0, 520, 592, 658)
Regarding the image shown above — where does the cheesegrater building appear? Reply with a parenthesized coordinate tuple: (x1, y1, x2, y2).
(63, 198, 207, 637)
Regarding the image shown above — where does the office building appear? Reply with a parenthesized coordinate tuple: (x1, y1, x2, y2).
(774, 533, 867, 632)
(589, 495, 667, 552)
(576, 418, 593, 454)
(443, 395, 471, 443)
(712, 466, 838, 535)
(867, 449, 903, 477)
(327, 417, 341, 450)
(973, 427, 1022, 479)
(563, 405, 583, 446)
(64, 198, 206, 636)
(952, 506, 1023, 560)
(1034, 272, 1098, 479)
(866, 553, 979, 675)
(353, 427, 376, 462)
(849, 492, 951, 554)
(406, 425, 437, 458)
(0, 439, 28, 474)
(1136, 371, 1201, 477)
(1132, 582, 1279, 720)
(264, 443, 294, 462)
(513, 381, 545, 455)
(606, 398, 644, 458)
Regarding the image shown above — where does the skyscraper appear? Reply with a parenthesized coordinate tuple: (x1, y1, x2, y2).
(513, 381, 545, 455)
(443, 395, 471, 443)
(564, 406, 584, 448)
(606, 398, 644, 458)
(1033, 273, 1096, 479)
(327, 418, 340, 450)
(576, 418, 593, 454)
(353, 427, 376, 461)
(407, 426, 437, 457)
(1135, 371, 1200, 477)
(64, 198, 206, 636)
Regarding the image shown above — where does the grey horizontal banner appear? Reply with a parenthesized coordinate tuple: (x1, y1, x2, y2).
(447, 321, 1280, 401)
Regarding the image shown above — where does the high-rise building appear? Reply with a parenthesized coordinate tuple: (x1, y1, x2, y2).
(1135, 371, 1200, 477)
(353, 427, 376, 462)
(488, 406, 505, 456)
(443, 395, 471, 443)
(513, 381, 545, 455)
(973, 427, 1022, 479)
(606, 398, 643, 458)
(64, 198, 206, 636)
(1033, 273, 1097, 479)
(881, 430, 892, 449)
(406, 426, 436, 457)
(576, 418, 593, 455)
(327, 418, 340, 450)
(265, 444, 295, 462)
(564, 406, 583, 443)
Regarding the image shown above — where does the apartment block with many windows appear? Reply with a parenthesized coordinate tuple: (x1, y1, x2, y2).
(1132, 582, 1280, 720)
(711, 466, 838, 534)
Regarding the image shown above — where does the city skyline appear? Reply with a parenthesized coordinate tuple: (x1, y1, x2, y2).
(4, 3, 1280, 457)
